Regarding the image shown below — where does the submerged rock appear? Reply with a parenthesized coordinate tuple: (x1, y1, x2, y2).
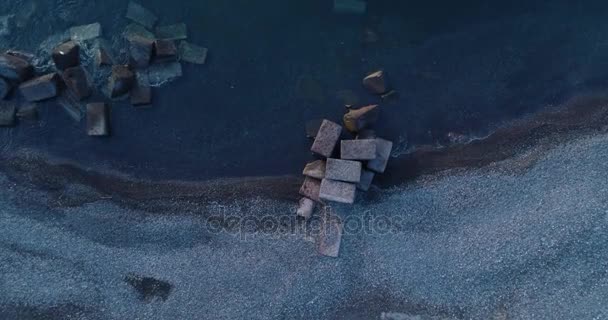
(130, 84, 151, 106)
(0, 15, 13, 37)
(95, 45, 113, 66)
(62, 66, 91, 100)
(154, 39, 177, 63)
(343, 104, 379, 133)
(0, 101, 16, 126)
(19, 73, 60, 102)
(317, 208, 343, 257)
(129, 35, 154, 68)
(52, 40, 80, 71)
(155, 23, 187, 40)
(357, 169, 375, 191)
(124, 274, 172, 302)
(178, 41, 208, 65)
(86, 102, 109, 136)
(16, 103, 38, 121)
(69, 23, 102, 42)
(0, 53, 33, 82)
(126, 1, 158, 30)
(0, 77, 10, 100)
(362, 70, 388, 95)
(108, 65, 135, 98)
(367, 138, 393, 173)
(146, 62, 182, 86)
(123, 23, 156, 42)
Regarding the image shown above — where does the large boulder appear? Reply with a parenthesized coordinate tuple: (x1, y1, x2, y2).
(0, 53, 33, 82)
(62, 66, 91, 100)
(343, 104, 379, 133)
(19, 73, 60, 102)
(52, 40, 80, 70)
(108, 65, 135, 98)
(129, 35, 154, 68)
(154, 39, 177, 63)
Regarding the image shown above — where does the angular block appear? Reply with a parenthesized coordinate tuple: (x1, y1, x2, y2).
(131, 84, 151, 106)
(341, 139, 377, 160)
(16, 104, 38, 121)
(0, 102, 16, 126)
(311, 119, 342, 157)
(303, 160, 326, 179)
(299, 177, 321, 202)
(367, 138, 393, 173)
(296, 197, 315, 220)
(62, 66, 91, 100)
(19, 73, 60, 102)
(357, 170, 375, 191)
(319, 179, 356, 204)
(317, 210, 343, 257)
(52, 40, 80, 70)
(155, 23, 187, 40)
(147, 62, 182, 86)
(154, 39, 177, 62)
(129, 35, 154, 68)
(179, 42, 208, 65)
(0, 53, 33, 82)
(126, 1, 158, 29)
(95, 45, 114, 66)
(86, 102, 109, 136)
(362, 70, 387, 94)
(325, 158, 361, 183)
(123, 23, 155, 42)
(343, 104, 379, 133)
(69, 23, 102, 42)
(108, 65, 135, 98)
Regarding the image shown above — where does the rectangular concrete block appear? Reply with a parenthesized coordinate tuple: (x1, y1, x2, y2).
(341, 139, 377, 160)
(302, 160, 326, 179)
(319, 179, 356, 204)
(317, 209, 343, 257)
(367, 138, 393, 173)
(325, 158, 361, 183)
(19, 73, 59, 102)
(357, 170, 375, 191)
(299, 177, 321, 202)
(296, 197, 315, 220)
(86, 102, 109, 136)
(311, 120, 342, 157)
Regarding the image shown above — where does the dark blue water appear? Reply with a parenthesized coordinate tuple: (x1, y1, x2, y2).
(3, 0, 606, 180)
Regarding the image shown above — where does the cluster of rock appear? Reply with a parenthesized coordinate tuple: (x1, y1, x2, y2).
(297, 70, 394, 257)
(0, 1, 208, 136)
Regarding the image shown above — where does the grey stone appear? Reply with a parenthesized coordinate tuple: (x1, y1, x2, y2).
(129, 35, 154, 68)
(131, 84, 151, 106)
(155, 23, 187, 40)
(363, 70, 388, 94)
(325, 158, 361, 183)
(19, 73, 60, 102)
(317, 208, 343, 257)
(343, 104, 379, 133)
(305, 118, 323, 138)
(178, 42, 208, 65)
(333, 0, 366, 14)
(16, 103, 38, 121)
(319, 179, 357, 204)
(154, 39, 178, 62)
(147, 62, 182, 86)
(62, 66, 91, 100)
(299, 177, 321, 202)
(126, 1, 158, 30)
(341, 139, 377, 160)
(0, 102, 16, 126)
(0, 53, 33, 82)
(303, 160, 326, 179)
(86, 102, 109, 136)
(52, 40, 80, 70)
(296, 197, 315, 220)
(367, 138, 393, 173)
(0, 77, 10, 100)
(357, 170, 375, 191)
(311, 120, 342, 157)
(108, 65, 135, 98)
(69, 23, 102, 42)
(123, 23, 155, 42)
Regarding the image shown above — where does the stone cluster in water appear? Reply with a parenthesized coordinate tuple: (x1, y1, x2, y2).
(0, 1, 208, 136)
(297, 70, 395, 257)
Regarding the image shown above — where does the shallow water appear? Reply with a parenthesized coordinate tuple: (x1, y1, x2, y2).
(2, 1, 608, 319)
